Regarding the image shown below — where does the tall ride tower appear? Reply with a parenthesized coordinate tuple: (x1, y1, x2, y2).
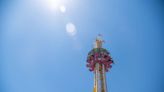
(86, 35, 113, 92)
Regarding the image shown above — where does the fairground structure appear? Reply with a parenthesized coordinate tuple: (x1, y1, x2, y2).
(86, 35, 114, 92)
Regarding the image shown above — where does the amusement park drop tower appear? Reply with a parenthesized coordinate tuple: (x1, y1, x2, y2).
(86, 36, 114, 92)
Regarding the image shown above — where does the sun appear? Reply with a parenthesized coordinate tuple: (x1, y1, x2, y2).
(47, 0, 60, 10)
(46, 0, 66, 13)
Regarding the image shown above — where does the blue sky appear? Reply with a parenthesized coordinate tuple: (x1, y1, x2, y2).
(0, 0, 164, 92)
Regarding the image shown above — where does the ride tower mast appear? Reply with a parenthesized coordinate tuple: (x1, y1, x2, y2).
(86, 35, 114, 92)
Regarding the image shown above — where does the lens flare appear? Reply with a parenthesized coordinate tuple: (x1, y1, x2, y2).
(66, 23, 77, 36)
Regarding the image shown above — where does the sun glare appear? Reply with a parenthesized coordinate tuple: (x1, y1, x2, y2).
(48, 0, 59, 10)
(46, 0, 66, 12)
(43, 0, 77, 36)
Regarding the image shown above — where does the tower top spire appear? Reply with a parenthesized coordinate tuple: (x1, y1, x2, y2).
(94, 34, 104, 48)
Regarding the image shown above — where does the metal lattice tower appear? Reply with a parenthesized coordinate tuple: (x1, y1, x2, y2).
(86, 35, 114, 92)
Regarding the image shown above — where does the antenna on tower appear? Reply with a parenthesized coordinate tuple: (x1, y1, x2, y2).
(94, 34, 105, 48)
